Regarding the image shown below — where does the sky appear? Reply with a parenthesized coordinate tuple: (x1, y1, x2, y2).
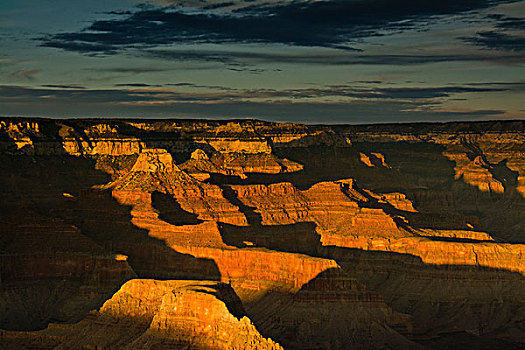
(0, 0, 524, 123)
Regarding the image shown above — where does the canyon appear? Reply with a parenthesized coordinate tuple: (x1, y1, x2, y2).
(0, 117, 524, 349)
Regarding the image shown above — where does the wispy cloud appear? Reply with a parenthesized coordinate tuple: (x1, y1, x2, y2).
(0, 97, 508, 123)
(146, 48, 525, 67)
(114, 83, 162, 87)
(463, 31, 525, 51)
(8, 68, 42, 81)
(82, 66, 176, 73)
(462, 10, 525, 51)
(488, 13, 525, 31)
(0, 82, 518, 114)
(41, 84, 86, 89)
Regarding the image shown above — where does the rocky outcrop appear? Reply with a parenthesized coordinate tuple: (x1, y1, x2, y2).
(0, 213, 135, 330)
(105, 148, 339, 299)
(129, 148, 178, 173)
(203, 137, 272, 154)
(0, 119, 303, 178)
(247, 268, 419, 350)
(0, 279, 282, 349)
(444, 152, 505, 193)
(333, 121, 525, 241)
(229, 179, 525, 275)
(109, 148, 249, 225)
(179, 148, 303, 180)
(2, 118, 525, 349)
(231, 180, 408, 240)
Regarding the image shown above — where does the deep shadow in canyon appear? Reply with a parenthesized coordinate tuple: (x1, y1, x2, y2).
(0, 127, 221, 330)
(209, 139, 525, 243)
(212, 179, 525, 349)
(1, 118, 525, 349)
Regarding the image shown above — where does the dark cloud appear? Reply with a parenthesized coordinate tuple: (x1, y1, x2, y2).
(0, 98, 507, 123)
(463, 31, 525, 51)
(107, 10, 133, 15)
(462, 11, 525, 51)
(41, 84, 86, 89)
(488, 14, 525, 30)
(42, 41, 119, 54)
(369, 86, 508, 99)
(353, 80, 384, 84)
(461, 82, 525, 93)
(83, 67, 175, 73)
(40, 0, 516, 53)
(114, 83, 162, 87)
(166, 82, 235, 91)
(209, 85, 507, 100)
(201, 2, 236, 10)
(166, 82, 196, 87)
(146, 49, 525, 67)
(0, 83, 513, 110)
(227, 67, 265, 73)
(0, 85, 150, 102)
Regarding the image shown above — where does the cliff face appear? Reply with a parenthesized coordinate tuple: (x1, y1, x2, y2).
(331, 122, 525, 242)
(0, 279, 282, 350)
(1, 118, 525, 349)
(227, 178, 525, 274)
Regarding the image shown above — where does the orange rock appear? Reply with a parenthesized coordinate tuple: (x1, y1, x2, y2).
(444, 152, 505, 193)
(1, 279, 283, 349)
(229, 179, 525, 275)
(130, 148, 178, 173)
(2, 118, 525, 349)
(105, 148, 338, 299)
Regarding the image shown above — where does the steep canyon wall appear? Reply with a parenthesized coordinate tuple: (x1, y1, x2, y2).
(0, 118, 524, 349)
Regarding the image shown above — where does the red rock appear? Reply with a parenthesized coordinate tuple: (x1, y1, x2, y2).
(1, 280, 283, 349)
(2, 118, 525, 349)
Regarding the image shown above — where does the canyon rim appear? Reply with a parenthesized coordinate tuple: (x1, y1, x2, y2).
(0, 118, 524, 349)
(1, 0, 525, 348)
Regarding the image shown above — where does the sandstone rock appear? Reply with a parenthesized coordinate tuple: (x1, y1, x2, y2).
(444, 152, 505, 194)
(0, 214, 135, 330)
(1, 279, 283, 350)
(190, 148, 209, 160)
(180, 148, 303, 178)
(101, 147, 338, 301)
(130, 148, 179, 173)
(2, 118, 525, 349)
(360, 152, 374, 167)
(251, 268, 420, 350)
(229, 179, 525, 275)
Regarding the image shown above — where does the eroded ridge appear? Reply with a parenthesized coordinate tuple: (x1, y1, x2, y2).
(0, 280, 283, 349)
(1, 118, 525, 349)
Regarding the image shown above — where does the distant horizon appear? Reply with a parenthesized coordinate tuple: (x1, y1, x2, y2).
(2, 114, 524, 127)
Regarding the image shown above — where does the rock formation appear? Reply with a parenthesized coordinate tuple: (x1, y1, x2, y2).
(1, 280, 282, 349)
(1, 118, 525, 349)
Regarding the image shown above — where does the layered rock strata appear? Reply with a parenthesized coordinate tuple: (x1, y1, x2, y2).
(104, 148, 339, 300)
(1, 118, 525, 349)
(0, 213, 135, 330)
(0, 279, 282, 349)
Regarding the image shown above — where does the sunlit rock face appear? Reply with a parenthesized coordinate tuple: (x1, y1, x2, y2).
(1, 280, 282, 349)
(1, 118, 525, 349)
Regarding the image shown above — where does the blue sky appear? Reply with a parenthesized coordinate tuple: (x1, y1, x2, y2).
(1, 0, 524, 123)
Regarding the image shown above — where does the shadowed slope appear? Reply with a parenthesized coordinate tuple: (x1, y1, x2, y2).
(1, 118, 525, 349)
(211, 178, 525, 347)
(0, 129, 136, 330)
(151, 190, 203, 226)
(0, 280, 283, 350)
